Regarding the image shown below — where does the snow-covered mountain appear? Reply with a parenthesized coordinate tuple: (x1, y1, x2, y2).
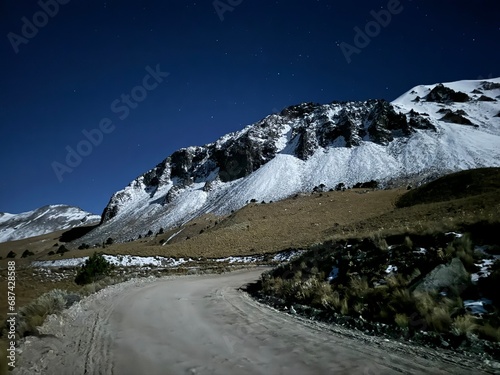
(82, 78, 500, 244)
(0, 205, 100, 243)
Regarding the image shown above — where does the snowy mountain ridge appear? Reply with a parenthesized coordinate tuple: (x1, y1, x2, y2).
(0, 205, 100, 243)
(77, 77, 500, 244)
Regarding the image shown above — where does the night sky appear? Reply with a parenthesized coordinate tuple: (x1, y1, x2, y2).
(1, 0, 499, 215)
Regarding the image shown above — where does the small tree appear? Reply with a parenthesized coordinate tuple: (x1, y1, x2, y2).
(56, 245, 69, 254)
(75, 252, 113, 285)
(105, 237, 114, 245)
(21, 249, 34, 258)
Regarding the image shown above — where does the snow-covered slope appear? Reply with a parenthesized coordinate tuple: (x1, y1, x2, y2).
(81, 78, 500, 244)
(0, 205, 100, 243)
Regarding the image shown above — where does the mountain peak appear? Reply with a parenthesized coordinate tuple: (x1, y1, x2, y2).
(0, 205, 100, 243)
(81, 77, 500, 245)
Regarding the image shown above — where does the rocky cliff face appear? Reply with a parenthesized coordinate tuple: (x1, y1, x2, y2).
(82, 78, 500, 244)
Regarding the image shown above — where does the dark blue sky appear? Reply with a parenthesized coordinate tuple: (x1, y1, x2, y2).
(1, 0, 499, 215)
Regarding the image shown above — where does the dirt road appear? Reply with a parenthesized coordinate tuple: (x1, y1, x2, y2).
(13, 269, 493, 374)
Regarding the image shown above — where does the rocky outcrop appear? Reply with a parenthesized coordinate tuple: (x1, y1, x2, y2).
(407, 109, 436, 131)
(478, 95, 496, 102)
(481, 81, 500, 90)
(425, 83, 470, 103)
(438, 109, 476, 126)
(366, 100, 410, 145)
(99, 99, 444, 223)
(84, 78, 500, 244)
(413, 258, 470, 296)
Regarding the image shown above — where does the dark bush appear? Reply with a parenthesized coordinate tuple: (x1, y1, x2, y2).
(56, 245, 69, 254)
(75, 252, 113, 285)
(21, 249, 35, 258)
(7, 251, 16, 258)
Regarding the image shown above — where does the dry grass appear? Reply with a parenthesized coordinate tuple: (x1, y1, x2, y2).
(395, 313, 410, 328)
(0, 228, 68, 261)
(349, 276, 369, 298)
(478, 324, 500, 342)
(0, 266, 80, 321)
(452, 314, 478, 336)
(426, 306, 452, 333)
(15, 289, 68, 337)
(18, 189, 401, 261)
(1, 173, 498, 344)
(4, 184, 498, 264)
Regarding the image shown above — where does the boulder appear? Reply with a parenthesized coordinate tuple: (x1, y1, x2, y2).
(413, 258, 470, 296)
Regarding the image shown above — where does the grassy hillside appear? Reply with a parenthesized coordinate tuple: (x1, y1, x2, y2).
(1, 167, 499, 350)
(396, 168, 500, 208)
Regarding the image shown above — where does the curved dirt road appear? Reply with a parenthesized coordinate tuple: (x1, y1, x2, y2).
(14, 269, 491, 374)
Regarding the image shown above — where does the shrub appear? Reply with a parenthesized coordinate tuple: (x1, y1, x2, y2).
(477, 323, 500, 342)
(75, 252, 113, 285)
(349, 276, 369, 298)
(21, 249, 34, 258)
(79, 276, 120, 296)
(414, 291, 437, 316)
(331, 290, 341, 310)
(310, 280, 335, 308)
(451, 314, 478, 336)
(105, 237, 114, 245)
(395, 313, 410, 328)
(386, 274, 408, 289)
(16, 289, 68, 337)
(78, 243, 90, 250)
(6, 251, 16, 258)
(426, 306, 452, 332)
(340, 297, 349, 315)
(56, 245, 69, 254)
(389, 288, 414, 315)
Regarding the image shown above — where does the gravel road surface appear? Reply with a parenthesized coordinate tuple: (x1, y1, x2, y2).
(12, 268, 494, 374)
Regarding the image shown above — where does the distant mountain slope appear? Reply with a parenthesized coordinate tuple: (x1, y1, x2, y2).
(81, 78, 500, 244)
(0, 205, 100, 243)
(396, 167, 500, 208)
